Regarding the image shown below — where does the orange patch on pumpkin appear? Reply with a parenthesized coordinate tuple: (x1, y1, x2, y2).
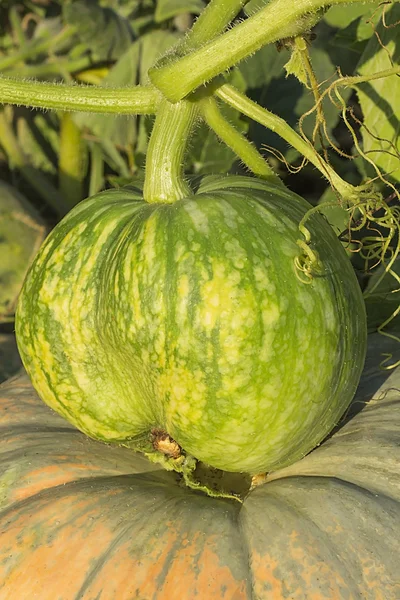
(12, 464, 102, 502)
(0, 495, 117, 599)
(73, 523, 248, 599)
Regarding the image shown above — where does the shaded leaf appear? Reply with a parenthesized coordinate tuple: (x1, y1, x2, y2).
(317, 185, 350, 237)
(187, 93, 248, 176)
(155, 0, 204, 23)
(363, 258, 400, 333)
(239, 42, 288, 89)
(16, 114, 58, 175)
(72, 41, 141, 147)
(63, 0, 134, 62)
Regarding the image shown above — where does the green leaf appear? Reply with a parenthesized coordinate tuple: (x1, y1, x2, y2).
(323, 2, 379, 29)
(356, 4, 400, 184)
(284, 45, 309, 86)
(187, 95, 248, 176)
(239, 43, 288, 89)
(363, 259, 400, 333)
(16, 113, 58, 175)
(63, 0, 134, 61)
(317, 185, 350, 237)
(138, 30, 181, 84)
(0, 182, 47, 321)
(155, 0, 204, 23)
(248, 45, 344, 157)
(72, 41, 141, 147)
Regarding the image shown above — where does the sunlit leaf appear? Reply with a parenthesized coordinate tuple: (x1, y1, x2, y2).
(356, 4, 400, 184)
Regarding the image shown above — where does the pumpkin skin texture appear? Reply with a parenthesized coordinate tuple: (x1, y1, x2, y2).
(15, 175, 366, 475)
(0, 338, 399, 600)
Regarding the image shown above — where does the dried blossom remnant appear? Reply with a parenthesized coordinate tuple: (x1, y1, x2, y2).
(150, 428, 182, 459)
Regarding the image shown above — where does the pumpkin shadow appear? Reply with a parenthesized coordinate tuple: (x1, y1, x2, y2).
(326, 331, 400, 440)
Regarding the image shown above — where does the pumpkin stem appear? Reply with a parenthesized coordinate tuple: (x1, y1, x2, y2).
(143, 98, 198, 204)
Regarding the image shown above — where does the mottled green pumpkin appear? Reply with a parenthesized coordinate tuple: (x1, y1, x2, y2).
(16, 176, 366, 478)
(0, 336, 399, 599)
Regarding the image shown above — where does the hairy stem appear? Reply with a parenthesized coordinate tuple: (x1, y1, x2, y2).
(215, 83, 362, 202)
(293, 36, 325, 146)
(143, 99, 198, 203)
(199, 95, 282, 185)
(0, 76, 161, 114)
(184, 0, 249, 50)
(149, 0, 386, 101)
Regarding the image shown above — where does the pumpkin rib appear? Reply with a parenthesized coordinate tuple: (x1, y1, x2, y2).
(242, 478, 362, 595)
(243, 475, 400, 598)
(72, 513, 152, 599)
(0, 425, 79, 437)
(0, 471, 163, 521)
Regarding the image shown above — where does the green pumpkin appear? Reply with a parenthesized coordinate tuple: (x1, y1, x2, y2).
(15, 175, 366, 481)
(0, 337, 399, 598)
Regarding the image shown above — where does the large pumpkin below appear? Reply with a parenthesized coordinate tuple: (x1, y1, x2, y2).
(15, 176, 366, 476)
(0, 340, 399, 598)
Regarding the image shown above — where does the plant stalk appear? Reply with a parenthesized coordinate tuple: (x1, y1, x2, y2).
(198, 95, 282, 185)
(149, 0, 387, 101)
(183, 0, 249, 50)
(143, 99, 198, 203)
(0, 76, 161, 114)
(215, 83, 361, 202)
(59, 113, 87, 208)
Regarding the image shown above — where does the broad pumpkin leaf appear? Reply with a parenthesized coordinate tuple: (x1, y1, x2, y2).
(63, 0, 134, 61)
(155, 0, 204, 23)
(356, 4, 400, 184)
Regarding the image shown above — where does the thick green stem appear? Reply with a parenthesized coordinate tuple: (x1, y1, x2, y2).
(184, 0, 249, 50)
(59, 113, 87, 208)
(0, 76, 161, 114)
(215, 83, 361, 202)
(149, 0, 387, 101)
(0, 109, 70, 215)
(198, 95, 282, 185)
(143, 99, 198, 203)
